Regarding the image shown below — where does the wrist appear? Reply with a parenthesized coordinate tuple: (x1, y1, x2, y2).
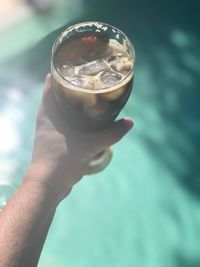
(21, 179, 59, 211)
(24, 162, 72, 205)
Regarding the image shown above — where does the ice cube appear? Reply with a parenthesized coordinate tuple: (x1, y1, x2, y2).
(70, 77, 84, 87)
(60, 64, 75, 77)
(79, 60, 109, 76)
(100, 71, 122, 86)
(111, 57, 132, 73)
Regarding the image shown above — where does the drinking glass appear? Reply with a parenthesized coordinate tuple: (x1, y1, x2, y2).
(51, 21, 135, 174)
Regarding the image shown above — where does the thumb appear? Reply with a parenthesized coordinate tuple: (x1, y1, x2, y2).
(94, 118, 134, 152)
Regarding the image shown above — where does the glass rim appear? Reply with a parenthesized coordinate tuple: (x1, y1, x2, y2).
(51, 21, 135, 93)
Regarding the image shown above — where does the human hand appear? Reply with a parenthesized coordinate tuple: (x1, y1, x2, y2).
(27, 74, 133, 203)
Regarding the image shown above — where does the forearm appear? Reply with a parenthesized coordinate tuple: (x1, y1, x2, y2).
(0, 166, 59, 267)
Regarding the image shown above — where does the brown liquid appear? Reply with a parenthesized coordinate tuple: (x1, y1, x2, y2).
(51, 33, 133, 131)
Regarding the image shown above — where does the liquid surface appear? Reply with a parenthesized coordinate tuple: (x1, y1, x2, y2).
(54, 34, 133, 90)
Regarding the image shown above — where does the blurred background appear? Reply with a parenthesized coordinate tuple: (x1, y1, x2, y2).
(0, 0, 200, 266)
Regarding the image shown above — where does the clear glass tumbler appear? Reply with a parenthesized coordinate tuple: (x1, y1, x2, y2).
(51, 21, 135, 174)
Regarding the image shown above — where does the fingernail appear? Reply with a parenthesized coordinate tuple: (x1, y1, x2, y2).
(123, 117, 134, 130)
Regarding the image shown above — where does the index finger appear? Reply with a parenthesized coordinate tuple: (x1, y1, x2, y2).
(37, 73, 66, 132)
(37, 73, 53, 118)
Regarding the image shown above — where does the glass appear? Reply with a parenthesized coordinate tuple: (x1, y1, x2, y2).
(51, 21, 135, 174)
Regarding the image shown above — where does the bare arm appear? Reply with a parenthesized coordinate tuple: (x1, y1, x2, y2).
(0, 74, 133, 267)
(0, 171, 57, 267)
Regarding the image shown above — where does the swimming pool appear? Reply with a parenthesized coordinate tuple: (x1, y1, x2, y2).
(1, 1, 200, 266)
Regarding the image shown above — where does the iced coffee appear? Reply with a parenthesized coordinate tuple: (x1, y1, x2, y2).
(51, 22, 135, 174)
(51, 22, 134, 131)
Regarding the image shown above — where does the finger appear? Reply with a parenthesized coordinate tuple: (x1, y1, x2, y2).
(43, 73, 51, 99)
(37, 73, 52, 118)
(37, 74, 68, 133)
(92, 118, 134, 152)
(38, 73, 61, 121)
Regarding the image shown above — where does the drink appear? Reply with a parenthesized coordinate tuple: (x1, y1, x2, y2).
(51, 23, 134, 131)
(51, 22, 135, 173)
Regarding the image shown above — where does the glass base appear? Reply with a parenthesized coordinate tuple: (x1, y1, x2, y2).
(86, 147, 113, 175)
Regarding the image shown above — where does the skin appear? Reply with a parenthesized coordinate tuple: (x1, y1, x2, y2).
(0, 74, 133, 267)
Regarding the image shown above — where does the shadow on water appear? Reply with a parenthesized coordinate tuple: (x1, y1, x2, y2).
(133, 1, 200, 197)
(175, 253, 200, 267)
(1, 0, 200, 264)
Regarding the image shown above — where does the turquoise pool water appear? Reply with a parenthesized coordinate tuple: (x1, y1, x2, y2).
(1, 1, 200, 266)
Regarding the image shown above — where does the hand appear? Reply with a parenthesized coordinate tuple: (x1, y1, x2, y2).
(27, 74, 133, 203)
